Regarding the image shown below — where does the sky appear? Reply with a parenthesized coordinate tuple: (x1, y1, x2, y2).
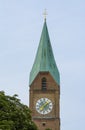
(0, 0, 85, 130)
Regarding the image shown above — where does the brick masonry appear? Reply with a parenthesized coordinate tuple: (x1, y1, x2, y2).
(29, 72, 60, 130)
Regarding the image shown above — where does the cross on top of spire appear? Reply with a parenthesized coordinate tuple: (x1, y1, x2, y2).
(43, 9, 47, 21)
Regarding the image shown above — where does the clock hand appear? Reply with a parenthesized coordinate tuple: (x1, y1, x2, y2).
(39, 101, 50, 111)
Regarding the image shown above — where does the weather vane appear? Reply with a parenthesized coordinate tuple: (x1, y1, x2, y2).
(43, 9, 47, 20)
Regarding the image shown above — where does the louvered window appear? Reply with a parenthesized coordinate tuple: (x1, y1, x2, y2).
(42, 77, 47, 90)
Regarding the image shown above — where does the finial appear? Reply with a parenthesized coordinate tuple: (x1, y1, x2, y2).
(43, 9, 47, 21)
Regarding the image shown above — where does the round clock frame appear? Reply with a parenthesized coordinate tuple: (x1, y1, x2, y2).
(36, 98, 53, 115)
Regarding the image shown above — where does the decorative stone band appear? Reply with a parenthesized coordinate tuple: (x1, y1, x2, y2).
(32, 116, 60, 120)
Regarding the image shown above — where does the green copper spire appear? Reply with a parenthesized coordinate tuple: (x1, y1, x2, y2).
(29, 20, 60, 86)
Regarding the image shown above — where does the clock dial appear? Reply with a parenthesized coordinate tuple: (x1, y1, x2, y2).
(36, 98, 53, 115)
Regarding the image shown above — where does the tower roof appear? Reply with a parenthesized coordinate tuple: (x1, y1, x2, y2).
(29, 20, 60, 86)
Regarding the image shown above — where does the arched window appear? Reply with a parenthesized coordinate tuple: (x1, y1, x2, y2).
(42, 77, 47, 90)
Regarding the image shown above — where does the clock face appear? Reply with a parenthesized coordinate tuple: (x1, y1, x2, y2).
(36, 98, 53, 115)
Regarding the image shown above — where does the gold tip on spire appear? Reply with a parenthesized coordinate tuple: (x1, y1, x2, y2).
(43, 9, 47, 21)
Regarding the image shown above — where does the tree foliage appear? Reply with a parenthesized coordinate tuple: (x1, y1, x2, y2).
(0, 91, 38, 130)
(45, 128, 52, 130)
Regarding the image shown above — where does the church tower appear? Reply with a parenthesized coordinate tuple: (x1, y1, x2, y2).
(29, 19, 60, 130)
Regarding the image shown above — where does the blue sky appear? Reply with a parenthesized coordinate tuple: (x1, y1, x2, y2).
(0, 0, 85, 130)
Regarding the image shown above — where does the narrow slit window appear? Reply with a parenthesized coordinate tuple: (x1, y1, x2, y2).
(42, 122, 46, 126)
(42, 77, 47, 90)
